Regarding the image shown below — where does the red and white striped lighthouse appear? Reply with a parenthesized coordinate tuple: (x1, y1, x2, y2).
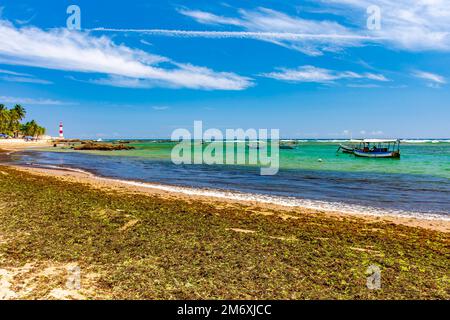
(59, 122, 64, 139)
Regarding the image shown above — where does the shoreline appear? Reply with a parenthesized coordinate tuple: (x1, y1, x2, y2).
(6, 163, 450, 232)
(1, 144, 449, 232)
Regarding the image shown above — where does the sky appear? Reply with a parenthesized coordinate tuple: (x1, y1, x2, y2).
(0, 0, 449, 139)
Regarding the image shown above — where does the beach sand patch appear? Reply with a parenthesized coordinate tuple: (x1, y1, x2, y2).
(226, 228, 256, 234)
(119, 219, 140, 232)
(279, 213, 300, 221)
(0, 268, 18, 299)
(268, 235, 298, 242)
(0, 262, 104, 300)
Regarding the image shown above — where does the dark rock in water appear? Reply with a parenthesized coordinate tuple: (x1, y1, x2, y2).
(74, 142, 135, 151)
(280, 145, 295, 149)
(55, 139, 82, 143)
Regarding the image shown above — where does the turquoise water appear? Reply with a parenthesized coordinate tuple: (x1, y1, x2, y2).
(38, 140, 450, 179)
(11, 140, 450, 218)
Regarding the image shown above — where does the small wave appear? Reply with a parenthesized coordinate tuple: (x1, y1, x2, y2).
(402, 139, 432, 143)
(315, 139, 350, 143)
(280, 139, 308, 143)
(28, 163, 94, 176)
(401, 139, 450, 144)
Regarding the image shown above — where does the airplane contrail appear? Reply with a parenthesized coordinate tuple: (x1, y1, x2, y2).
(90, 28, 382, 41)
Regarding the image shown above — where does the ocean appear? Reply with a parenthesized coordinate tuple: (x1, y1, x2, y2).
(8, 139, 450, 219)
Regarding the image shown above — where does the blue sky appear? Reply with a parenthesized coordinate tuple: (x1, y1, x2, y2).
(0, 0, 449, 138)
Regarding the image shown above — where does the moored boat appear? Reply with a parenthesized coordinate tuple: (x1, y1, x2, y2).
(337, 144, 355, 154)
(352, 139, 401, 159)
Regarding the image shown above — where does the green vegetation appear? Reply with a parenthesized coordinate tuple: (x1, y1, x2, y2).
(0, 104, 46, 138)
(0, 165, 448, 299)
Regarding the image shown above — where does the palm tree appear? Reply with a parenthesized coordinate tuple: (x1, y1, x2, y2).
(29, 120, 38, 137)
(0, 103, 46, 139)
(0, 104, 10, 134)
(10, 104, 26, 137)
(20, 123, 29, 136)
(12, 104, 26, 119)
(37, 126, 46, 137)
(20, 120, 46, 138)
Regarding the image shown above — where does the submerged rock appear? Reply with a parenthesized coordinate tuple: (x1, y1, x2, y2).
(74, 142, 135, 151)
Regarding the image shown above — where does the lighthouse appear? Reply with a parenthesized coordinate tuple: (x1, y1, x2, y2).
(59, 122, 64, 139)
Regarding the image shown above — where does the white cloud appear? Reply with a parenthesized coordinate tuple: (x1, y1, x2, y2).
(364, 73, 388, 82)
(347, 84, 381, 88)
(412, 70, 446, 84)
(261, 65, 388, 83)
(174, 3, 450, 54)
(88, 76, 162, 89)
(177, 8, 243, 26)
(95, 7, 373, 56)
(92, 3, 450, 56)
(152, 106, 170, 110)
(0, 95, 70, 105)
(176, 7, 366, 55)
(140, 39, 153, 46)
(0, 68, 31, 76)
(0, 20, 252, 90)
(0, 68, 51, 84)
(357, 130, 384, 136)
(323, 0, 450, 52)
(0, 75, 52, 84)
(15, 14, 36, 26)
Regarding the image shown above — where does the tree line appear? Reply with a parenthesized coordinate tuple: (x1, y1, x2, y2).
(0, 104, 46, 138)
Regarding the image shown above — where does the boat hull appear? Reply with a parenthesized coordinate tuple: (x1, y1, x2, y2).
(339, 144, 354, 154)
(353, 150, 400, 158)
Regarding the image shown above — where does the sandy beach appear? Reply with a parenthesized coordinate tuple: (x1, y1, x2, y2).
(0, 147, 449, 299)
(2, 0, 450, 305)
(0, 139, 53, 151)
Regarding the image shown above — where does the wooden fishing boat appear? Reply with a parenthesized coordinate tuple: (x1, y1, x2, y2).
(352, 139, 401, 158)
